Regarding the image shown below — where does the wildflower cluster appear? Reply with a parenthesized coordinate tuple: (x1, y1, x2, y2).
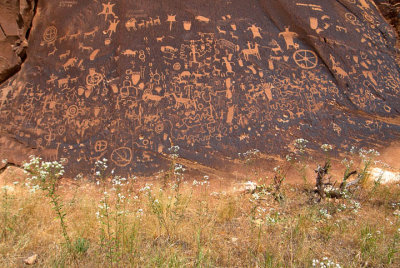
(284, 139, 310, 184)
(323, 185, 349, 199)
(244, 181, 258, 192)
(391, 202, 400, 210)
(171, 163, 185, 191)
(139, 183, 153, 193)
(95, 158, 108, 179)
(337, 204, 347, 212)
(193, 175, 210, 187)
(23, 156, 65, 187)
(162, 145, 185, 189)
(210, 191, 226, 197)
(168, 145, 180, 160)
(238, 149, 261, 163)
(110, 176, 131, 190)
(321, 144, 333, 152)
(341, 158, 354, 170)
(94, 160, 138, 265)
(358, 148, 380, 184)
(22, 156, 71, 250)
(265, 209, 282, 225)
(294, 138, 309, 154)
(312, 257, 342, 268)
(350, 200, 361, 213)
(358, 148, 380, 159)
(96, 192, 111, 221)
(1, 185, 14, 193)
(319, 208, 332, 219)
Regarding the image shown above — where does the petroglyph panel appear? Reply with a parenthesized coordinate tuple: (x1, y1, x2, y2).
(0, 0, 399, 175)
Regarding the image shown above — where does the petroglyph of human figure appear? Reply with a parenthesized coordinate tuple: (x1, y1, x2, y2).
(98, 2, 118, 21)
(103, 19, 120, 37)
(222, 56, 235, 75)
(278, 26, 299, 50)
(189, 41, 200, 64)
(46, 74, 58, 85)
(247, 24, 262, 39)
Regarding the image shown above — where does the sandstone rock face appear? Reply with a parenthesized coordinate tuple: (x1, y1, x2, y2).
(0, 0, 399, 175)
(0, 0, 36, 83)
(374, 0, 400, 35)
(374, 0, 400, 63)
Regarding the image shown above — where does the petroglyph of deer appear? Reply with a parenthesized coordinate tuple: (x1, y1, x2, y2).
(79, 43, 94, 53)
(59, 35, 68, 42)
(58, 75, 70, 88)
(125, 18, 137, 31)
(156, 36, 165, 42)
(63, 57, 78, 71)
(212, 66, 222, 76)
(122, 49, 137, 57)
(153, 16, 161, 25)
(69, 32, 80, 40)
(171, 93, 195, 109)
(146, 17, 154, 28)
(83, 27, 99, 38)
(143, 92, 163, 102)
(59, 50, 70, 60)
(48, 47, 57, 56)
(161, 46, 177, 53)
(180, 71, 191, 78)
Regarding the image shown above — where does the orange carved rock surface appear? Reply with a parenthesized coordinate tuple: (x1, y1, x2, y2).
(0, 0, 399, 175)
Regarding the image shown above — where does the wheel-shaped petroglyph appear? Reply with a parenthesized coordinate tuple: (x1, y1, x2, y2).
(293, 50, 318, 69)
(94, 140, 108, 152)
(43, 26, 58, 43)
(111, 147, 132, 167)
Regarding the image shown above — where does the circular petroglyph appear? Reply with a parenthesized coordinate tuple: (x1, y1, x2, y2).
(94, 140, 108, 152)
(293, 50, 318, 69)
(111, 147, 132, 167)
(43, 26, 58, 43)
(66, 105, 78, 117)
(173, 62, 181, 71)
(345, 13, 359, 25)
